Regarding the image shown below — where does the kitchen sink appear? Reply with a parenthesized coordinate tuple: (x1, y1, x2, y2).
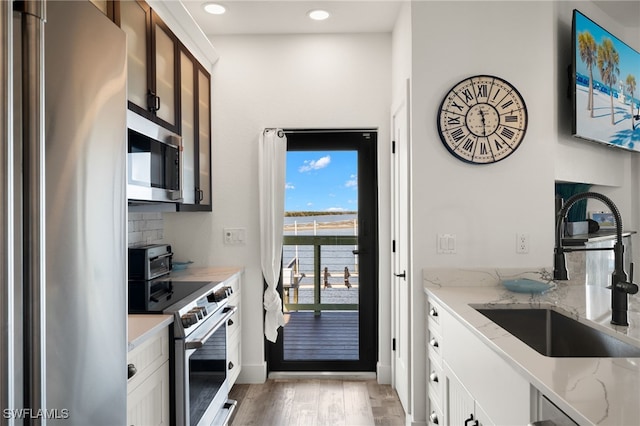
(474, 307, 640, 357)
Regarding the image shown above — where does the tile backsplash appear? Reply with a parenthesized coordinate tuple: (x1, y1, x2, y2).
(128, 212, 163, 246)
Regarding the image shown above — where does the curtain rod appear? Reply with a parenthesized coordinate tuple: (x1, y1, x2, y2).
(283, 128, 376, 134)
(264, 128, 378, 138)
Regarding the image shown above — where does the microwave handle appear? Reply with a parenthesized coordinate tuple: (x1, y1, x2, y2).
(185, 305, 237, 350)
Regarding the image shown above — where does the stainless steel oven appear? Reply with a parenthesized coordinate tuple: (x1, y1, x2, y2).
(175, 303, 237, 425)
(128, 275, 238, 426)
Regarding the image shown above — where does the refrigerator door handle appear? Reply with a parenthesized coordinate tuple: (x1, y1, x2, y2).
(0, 0, 14, 418)
(15, 0, 47, 418)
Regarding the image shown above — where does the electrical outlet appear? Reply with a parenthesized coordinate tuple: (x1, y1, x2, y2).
(516, 233, 529, 254)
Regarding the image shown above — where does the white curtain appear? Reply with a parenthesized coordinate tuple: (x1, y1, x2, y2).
(259, 128, 287, 342)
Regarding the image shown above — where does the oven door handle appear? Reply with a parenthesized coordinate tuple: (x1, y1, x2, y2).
(184, 305, 237, 350)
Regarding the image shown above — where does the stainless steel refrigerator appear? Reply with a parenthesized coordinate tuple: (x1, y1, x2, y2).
(2, 1, 127, 424)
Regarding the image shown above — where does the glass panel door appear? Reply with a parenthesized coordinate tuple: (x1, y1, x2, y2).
(268, 130, 378, 372)
(120, 0, 148, 109)
(154, 20, 176, 126)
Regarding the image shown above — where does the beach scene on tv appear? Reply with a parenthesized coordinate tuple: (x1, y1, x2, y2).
(574, 10, 640, 151)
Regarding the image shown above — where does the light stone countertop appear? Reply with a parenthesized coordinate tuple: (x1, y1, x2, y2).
(127, 266, 244, 352)
(128, 314, 173, 352)
(423, 268, 640, 426)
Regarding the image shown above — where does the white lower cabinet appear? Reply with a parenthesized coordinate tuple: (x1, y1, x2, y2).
(426, 295, 531, 426)
(127, 361, 170, 426)
(444, 361, 492, 426)
(127, 327, 170, 426)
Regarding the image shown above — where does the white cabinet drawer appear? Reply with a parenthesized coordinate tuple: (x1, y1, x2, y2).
(427, 299, 442, 330)
(225, 275, 241, 305)
(427, 354, 444, 402)
(428, 396, 443, 426)
(427, 322, 442, 360)
(227, 305, 241, 340)
(128, 327, 169, 390)
(227, 330, 241, 386)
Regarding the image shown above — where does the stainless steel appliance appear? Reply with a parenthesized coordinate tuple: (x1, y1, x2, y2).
(2, 1, 127, 424)
(127, 110, 183, 203)
(128, 276, 237, 425)
(529, 395, 579, 426)
(129, 243, 174, 281)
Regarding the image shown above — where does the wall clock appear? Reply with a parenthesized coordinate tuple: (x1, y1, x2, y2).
(437, 75, 528, 164)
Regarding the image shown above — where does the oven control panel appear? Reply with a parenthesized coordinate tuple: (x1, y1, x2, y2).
(207, 286, 233, 303)
(177, 286, 232, 334)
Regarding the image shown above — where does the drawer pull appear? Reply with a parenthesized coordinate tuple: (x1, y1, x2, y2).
(429, 338, 439, 348)
(228, 319, 234, 326)
(429, 371, 439, 383)
(429, 411, 439, 425)
(465, 414, 478, 426)
(228, 361, 234, 370)
(430, 307, 438, 317)
(127, 363, 137, 379)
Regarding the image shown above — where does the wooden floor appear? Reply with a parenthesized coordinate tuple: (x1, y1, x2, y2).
(284, 311, 359, 360)
(228, 379, 405, 426)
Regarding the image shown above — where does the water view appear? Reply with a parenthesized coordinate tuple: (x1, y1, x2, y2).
(282, 214, 359, 306)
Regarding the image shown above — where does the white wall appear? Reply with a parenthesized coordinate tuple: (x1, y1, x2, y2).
(163, 33, 392, 383)
(401, 2, 640, 424)
(408, 1, 556, 423)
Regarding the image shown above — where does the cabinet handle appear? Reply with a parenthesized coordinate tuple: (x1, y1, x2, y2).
(429, 337, 439, 348)
(430, 307, 438, 317)
(228, 361, 234, 370)
(429, 411, 439, 425)
(465, 414, 478, 426)
(127, 363, 137, 379)
(228, 319, 234, 326)
(146, 90, 161, 112)
(429, 371, 438, 383)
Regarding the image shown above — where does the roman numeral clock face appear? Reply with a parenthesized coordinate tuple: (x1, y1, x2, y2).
(437, 75, 528, 164)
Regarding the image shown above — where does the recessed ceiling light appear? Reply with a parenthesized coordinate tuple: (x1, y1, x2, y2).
(308, 9, 330, 21)
(203, 2, 226, 15)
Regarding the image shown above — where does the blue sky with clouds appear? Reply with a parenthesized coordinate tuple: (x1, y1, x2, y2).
(285, 150, 358, 212)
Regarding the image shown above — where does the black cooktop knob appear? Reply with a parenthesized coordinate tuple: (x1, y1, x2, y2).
(181, 314, 191, 328)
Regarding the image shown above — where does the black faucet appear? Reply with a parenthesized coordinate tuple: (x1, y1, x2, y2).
(554, 192, 638, 326)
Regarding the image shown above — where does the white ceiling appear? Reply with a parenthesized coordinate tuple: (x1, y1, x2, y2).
(181, 0, 639, 37)
(181, 0, 404, 36)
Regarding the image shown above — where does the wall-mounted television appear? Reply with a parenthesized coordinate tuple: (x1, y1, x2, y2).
(572, 9, 640, 152)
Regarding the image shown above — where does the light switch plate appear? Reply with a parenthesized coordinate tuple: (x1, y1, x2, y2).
(437, 233, 456, 254)
(224, 228, 246, 245)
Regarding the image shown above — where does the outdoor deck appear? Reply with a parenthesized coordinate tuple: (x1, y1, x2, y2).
(283, 311, 359, 360)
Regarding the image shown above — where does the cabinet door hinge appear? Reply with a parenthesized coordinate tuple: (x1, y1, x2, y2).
(392, 338, 396, 351)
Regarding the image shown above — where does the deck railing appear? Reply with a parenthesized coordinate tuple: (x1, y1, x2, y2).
(282, 235, 358, 313)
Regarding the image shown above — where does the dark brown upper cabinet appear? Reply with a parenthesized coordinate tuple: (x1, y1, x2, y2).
(177, 45, 212, 212)
(120, 1, 179, 133)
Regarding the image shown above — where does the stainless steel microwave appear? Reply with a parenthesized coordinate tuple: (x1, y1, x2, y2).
(127, 111, 182, 203)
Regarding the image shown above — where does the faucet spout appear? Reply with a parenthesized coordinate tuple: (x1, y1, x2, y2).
(554, 191, 636, 326)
